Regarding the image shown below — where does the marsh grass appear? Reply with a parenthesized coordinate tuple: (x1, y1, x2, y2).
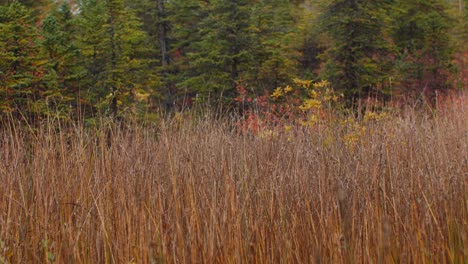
(0, 101, 466, 263)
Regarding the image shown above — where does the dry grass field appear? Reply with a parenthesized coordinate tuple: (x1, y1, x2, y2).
(0, 98, 467, 263)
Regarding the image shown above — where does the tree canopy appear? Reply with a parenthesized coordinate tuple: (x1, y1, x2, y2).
(0, 0, 464, 118)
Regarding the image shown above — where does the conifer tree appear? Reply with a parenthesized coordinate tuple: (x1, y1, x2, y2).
(253, 0, 301, 89)
(163, 0, 207, 105)
(40, 1, 82, 114)
(0, 2, 47, 115)
(297, 0, 326, 79)
(178, 0, 260, 101)
(141, 0, 172, 108)
(0, 0, 50, 18)
(319, 0, 395, 103)
(392, 0, 455, 95)
(77, 0, 151, 117)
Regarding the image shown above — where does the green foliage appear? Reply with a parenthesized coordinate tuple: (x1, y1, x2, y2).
(164, 0, 211, 103)
(0, 0, 463, 119)
(77, 0, 154, 117)
(40, 1, 83, 115)
(169, 0, 305, 104)
(177, 0, 260, 100)
(319, 0, 395, 102)
(253, 0, 301, 89)
(392, 0, 455, 94)
(296, 0, 326, 80)
(0, 2, 47, 115)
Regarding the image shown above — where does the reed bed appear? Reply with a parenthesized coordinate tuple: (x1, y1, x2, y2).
(0, 103, 466, 263)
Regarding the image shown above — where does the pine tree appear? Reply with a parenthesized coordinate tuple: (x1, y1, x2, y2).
(253, 0, 301, 89)
(0, 0, 50, 18)
(135, 0, 172, 108)
(392, 0, 455, 96)
(40, 1, 82, 114)
(297, 0, 326, 79)
(451, 0, 467, 89)
(0, 2, 47, 115)
(163, 0, 207, 106)
(319, 0, 395, 103)
(77, 0, 151, 117)
(177, 0, 260, 101)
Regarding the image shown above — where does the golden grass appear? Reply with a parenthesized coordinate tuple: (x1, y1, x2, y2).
(0, 102, 467, 263)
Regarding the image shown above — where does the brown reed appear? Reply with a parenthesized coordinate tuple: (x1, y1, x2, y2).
(0, 103, 466, 263)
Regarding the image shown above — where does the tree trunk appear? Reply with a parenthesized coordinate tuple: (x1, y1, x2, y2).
(157, 0, 170, 67)
(108, 5, 118, 118)
(157, 0, 173, 109)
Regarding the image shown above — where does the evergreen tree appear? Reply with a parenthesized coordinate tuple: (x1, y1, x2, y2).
(77, 0, 152, 117)
(392, 0, 455, 96)
(319, 0, 395, 103)
(297, 0, 326, 79)
(0, 0, 50, 18)
(40, 1, 82, 114)
(125, 0, 166, 107)
(0, 0, 462, 117)
(177, 0, 260, 101)
(253, 0, 301, 89)
(0, 2, 47, 115)
(164, 0, 207, 106)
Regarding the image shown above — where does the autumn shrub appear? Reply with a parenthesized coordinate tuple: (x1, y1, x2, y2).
(234, 79, 343, 134)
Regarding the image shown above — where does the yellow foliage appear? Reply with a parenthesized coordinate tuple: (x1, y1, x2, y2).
(271, 87, 284, 99)
(313, 80, 331, 89)
(293, 78, 313, 89)
(300, 99, 322, 111)
(136, 90, 151, 102)
(343, 122, 367, 149)
(364, 111, 388, 122)
(309, 90, 318, 98)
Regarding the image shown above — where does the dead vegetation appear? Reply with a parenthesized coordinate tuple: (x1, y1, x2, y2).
(0, 102, 466, 263)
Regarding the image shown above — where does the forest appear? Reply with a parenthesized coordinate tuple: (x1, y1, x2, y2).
(0, 0, 467, 263)
(0, 0, 466, 118)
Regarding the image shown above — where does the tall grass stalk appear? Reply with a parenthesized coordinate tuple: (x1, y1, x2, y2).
(0, 102, 466, 263)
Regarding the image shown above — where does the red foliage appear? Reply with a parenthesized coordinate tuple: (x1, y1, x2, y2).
(234, 81, 326, 134)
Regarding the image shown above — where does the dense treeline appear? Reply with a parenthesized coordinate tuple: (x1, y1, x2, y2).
(0, 0, 466, 118)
